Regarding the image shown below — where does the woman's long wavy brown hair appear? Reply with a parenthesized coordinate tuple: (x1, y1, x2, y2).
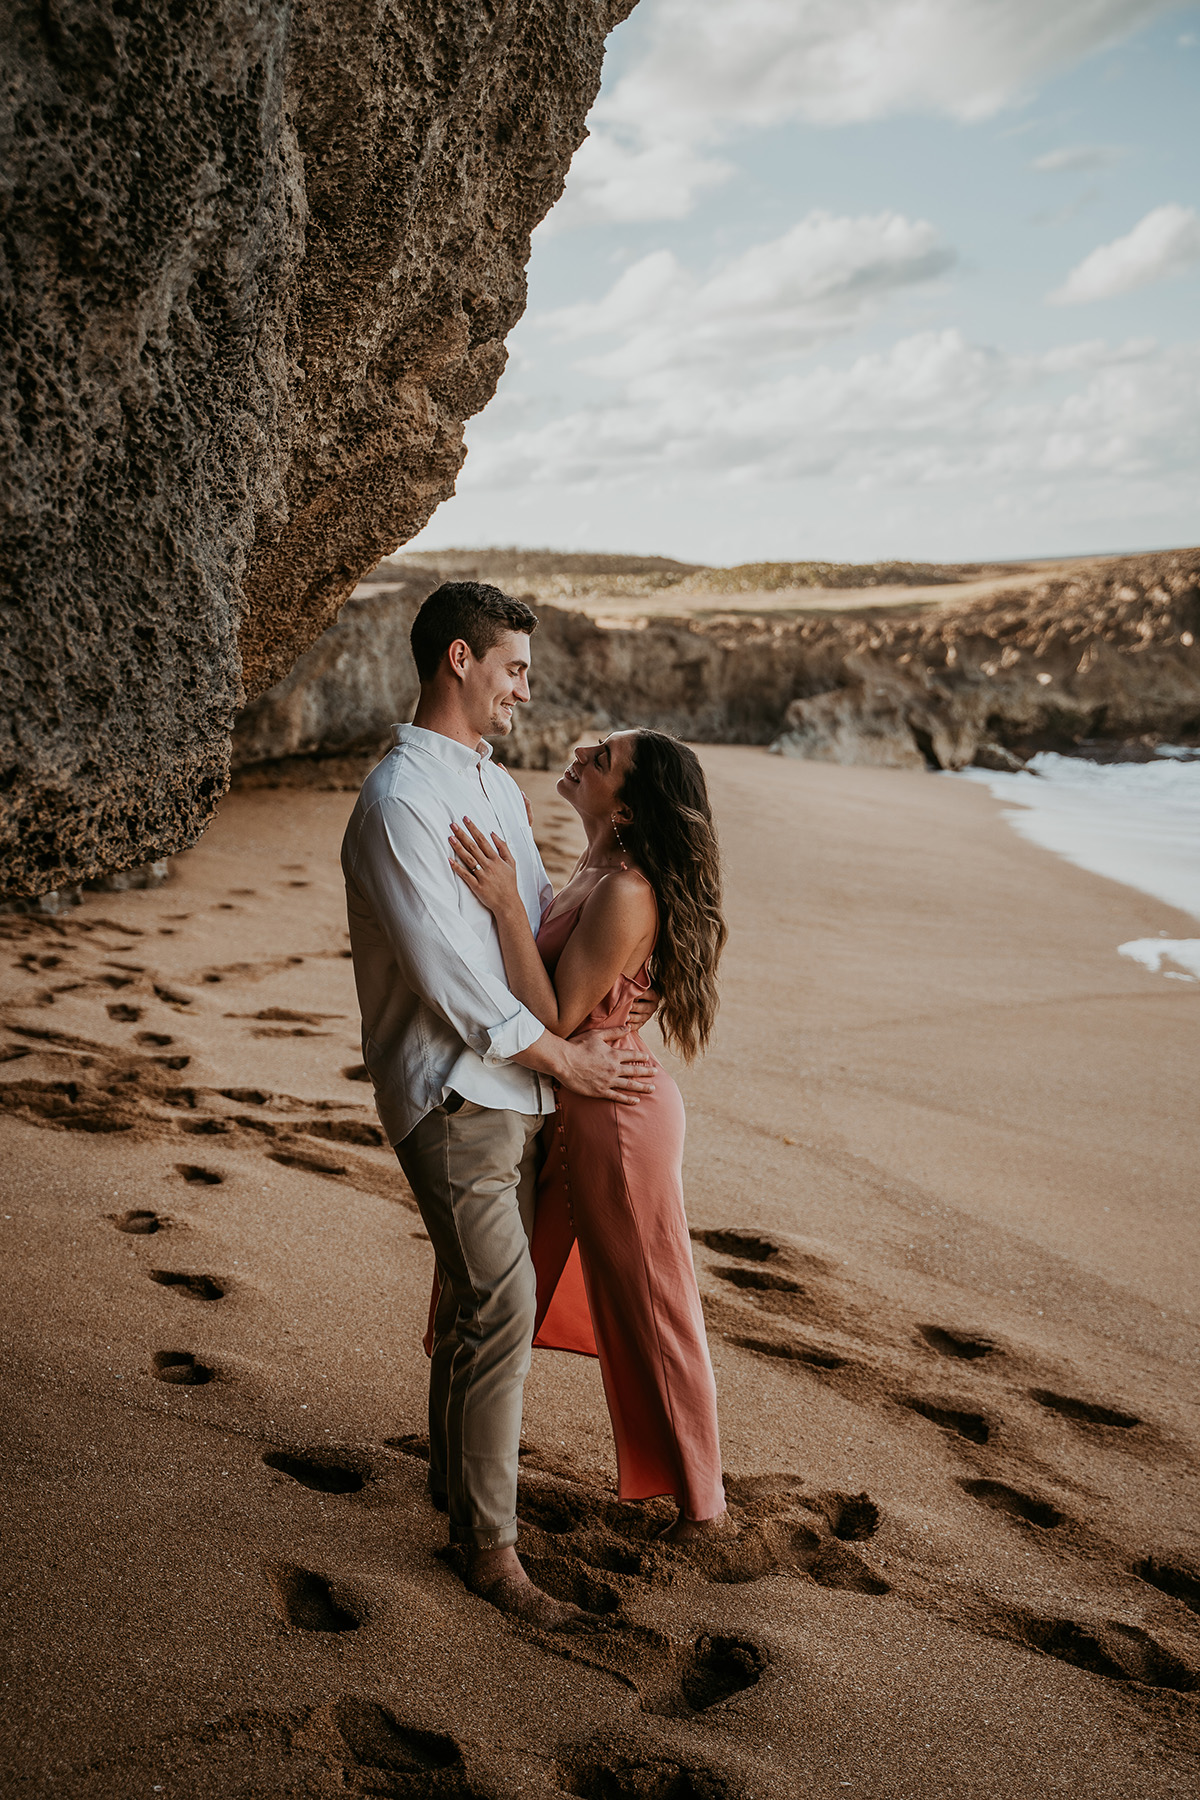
(618, 731, 727, 1061)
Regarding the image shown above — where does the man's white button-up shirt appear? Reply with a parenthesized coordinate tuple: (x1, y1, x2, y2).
(341, 722, 555, 1145)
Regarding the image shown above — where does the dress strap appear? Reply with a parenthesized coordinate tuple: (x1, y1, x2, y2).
(619, 863, 654, 889)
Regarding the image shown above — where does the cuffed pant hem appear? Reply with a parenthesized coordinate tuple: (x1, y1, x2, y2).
(449, 1521, 519, 1551)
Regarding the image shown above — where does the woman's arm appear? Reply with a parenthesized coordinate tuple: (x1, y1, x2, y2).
(551, 874, 656, 1036)
(450, 819, 655, 1037)
(449, 820, 562, 1027)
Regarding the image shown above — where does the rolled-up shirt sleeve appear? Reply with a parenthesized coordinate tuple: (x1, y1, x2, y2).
(351, 795, 545, 1065)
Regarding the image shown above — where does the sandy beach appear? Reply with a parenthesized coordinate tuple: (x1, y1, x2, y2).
(2, 747, 1197, 1799)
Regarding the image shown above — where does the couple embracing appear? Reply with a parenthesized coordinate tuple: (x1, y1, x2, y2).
(341, 581, 729, 1629)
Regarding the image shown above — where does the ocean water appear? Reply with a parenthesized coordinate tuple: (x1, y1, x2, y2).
(957, 752, 1200, 982)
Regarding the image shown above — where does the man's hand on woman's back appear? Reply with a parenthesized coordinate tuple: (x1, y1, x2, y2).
(515, 1028, 654, 1104)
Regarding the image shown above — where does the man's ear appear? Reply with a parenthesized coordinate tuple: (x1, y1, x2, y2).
(446, 638, 472, 680)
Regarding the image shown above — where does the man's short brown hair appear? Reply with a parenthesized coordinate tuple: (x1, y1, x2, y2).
(409, 582, 538, 682)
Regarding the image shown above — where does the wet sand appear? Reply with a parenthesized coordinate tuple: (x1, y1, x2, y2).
(1, 748, 1197, 1798)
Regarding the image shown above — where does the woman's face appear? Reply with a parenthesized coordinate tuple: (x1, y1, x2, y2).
(557, 731, 637, 826)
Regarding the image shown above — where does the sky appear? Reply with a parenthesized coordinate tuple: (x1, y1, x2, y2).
(406, 0, 1200, 567)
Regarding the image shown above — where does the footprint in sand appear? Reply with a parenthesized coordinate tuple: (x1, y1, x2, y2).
(136, 1031, 174, 1047)
(919, 1324, 997, 1360)
(106, 1002, 143, 1023)
(538, 1617, 765, 1719)
(900, 1395, 991, 1444)
(264, 1562, 360, 1633)
(153, 983, 193, 1007)
(151, 1349, 213, 1386)
(383, 1433, 430, 1461)
(305, 1118, 385, 1147)
(691, 1226, 782, 1263)
(558, 1735, 737, 1800)
(228, 1006, 341, 1039)
(268, 1147, 348, 1177)
(518, 1556, 624, 1618)
(714, 1264, 805, 1298)
(729, 1335, 848, 1371)
(959, 1478, 1064, 1530)
(515, 1469, 889, 1598)
(1134, 1556, 1200, 1614)
(305, 1699, 470, 1794)
(820, 1491, 880, 1541)
(175, 1162, 223, 1184)
(261, 1449, 366, 1495)
(148, 1269, 225, 1302)
(110, 1208, 167, 1234)
(342, 1064, 370, 1082)
(995, 1610, 1198, 1692)
(1030, 1388, 1141, 1430)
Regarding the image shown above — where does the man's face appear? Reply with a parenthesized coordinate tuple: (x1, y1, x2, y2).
(458, 630, 531, 738)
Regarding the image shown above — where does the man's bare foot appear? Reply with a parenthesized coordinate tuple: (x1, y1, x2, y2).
(463, 1546, 596, 1632)
(657, 1507, 734, 1545)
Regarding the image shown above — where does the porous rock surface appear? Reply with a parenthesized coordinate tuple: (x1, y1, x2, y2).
(231, 565, 436, 772)
(1, 0, 633, 896)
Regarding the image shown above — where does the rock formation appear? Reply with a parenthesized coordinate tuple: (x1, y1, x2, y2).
(232, 564, 435, 773)
(768, 550, 1200, 769)
(228, 548, 1200, 785)
(1, 0, 634, 897)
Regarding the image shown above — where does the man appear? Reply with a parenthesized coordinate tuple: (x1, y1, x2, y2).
(341, 580, 654, 1628)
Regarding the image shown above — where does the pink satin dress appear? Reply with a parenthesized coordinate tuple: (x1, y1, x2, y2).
(530, 891, 725, 1521)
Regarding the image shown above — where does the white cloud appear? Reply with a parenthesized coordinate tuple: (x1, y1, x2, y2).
(1050, 203, 1200, 302)
(541, 213, 955, 378)
(555, 0, 1180, 225)
(458, 328, 1200, 504)
(1030, 143, 1124, 172)
(539, 135, 732, 233)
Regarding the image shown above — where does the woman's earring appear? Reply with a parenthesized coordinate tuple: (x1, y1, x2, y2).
(611, 815, 627, 851)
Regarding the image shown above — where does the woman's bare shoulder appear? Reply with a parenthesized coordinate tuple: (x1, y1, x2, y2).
(579, 866, 657, 922)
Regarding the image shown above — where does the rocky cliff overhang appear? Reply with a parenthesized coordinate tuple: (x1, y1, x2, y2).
(0, 0, 634, 897)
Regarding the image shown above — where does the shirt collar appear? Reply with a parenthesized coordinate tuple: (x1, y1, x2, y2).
(393, 721, 494, 773)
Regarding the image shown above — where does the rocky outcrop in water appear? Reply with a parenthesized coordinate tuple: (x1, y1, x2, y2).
(1, 0, 633, 897)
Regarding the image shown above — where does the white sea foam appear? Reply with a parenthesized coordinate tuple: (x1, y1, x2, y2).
(956, 753, 1200, 979)
(1117, 939, 1200, 982)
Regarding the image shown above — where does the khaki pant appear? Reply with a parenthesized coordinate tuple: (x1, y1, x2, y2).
(395, 1097, 543, 1550)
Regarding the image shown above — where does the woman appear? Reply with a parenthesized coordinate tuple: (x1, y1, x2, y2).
(448, 729, 728, 1542)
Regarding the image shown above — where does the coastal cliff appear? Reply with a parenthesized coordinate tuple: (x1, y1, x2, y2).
(230, 548, 1200, 782)
(0, 0, 634, 897)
